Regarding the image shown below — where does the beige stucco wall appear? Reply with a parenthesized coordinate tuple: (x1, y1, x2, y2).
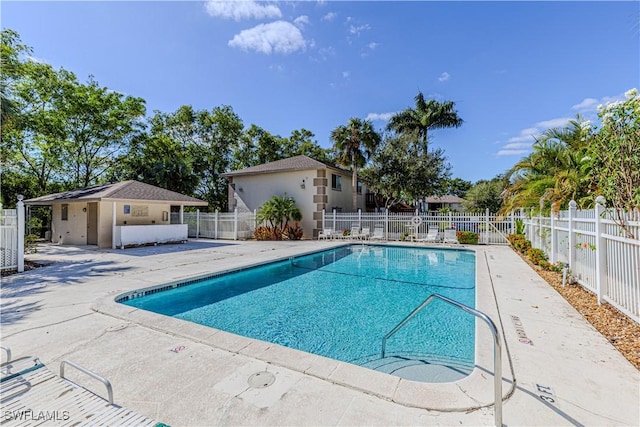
(228, 168, 367, 239)
(51, 203, 87, 245)
(231, 170, 315, 238)
(51, 201, 172, 248)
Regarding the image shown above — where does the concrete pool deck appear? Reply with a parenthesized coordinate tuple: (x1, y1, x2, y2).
(1, 240, 638, 426)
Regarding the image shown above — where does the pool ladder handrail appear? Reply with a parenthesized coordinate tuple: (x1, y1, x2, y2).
(381, 293, 503, 427)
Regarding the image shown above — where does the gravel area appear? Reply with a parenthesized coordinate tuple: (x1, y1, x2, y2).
(517, 252, 640, 370)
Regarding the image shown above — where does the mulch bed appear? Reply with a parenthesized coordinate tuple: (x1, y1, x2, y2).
(516, 250, 640, 370)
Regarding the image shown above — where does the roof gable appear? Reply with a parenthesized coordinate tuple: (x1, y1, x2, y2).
(222, 155, 348, 177)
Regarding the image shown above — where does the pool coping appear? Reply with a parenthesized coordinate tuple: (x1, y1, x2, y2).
(92, 243, 515, 412)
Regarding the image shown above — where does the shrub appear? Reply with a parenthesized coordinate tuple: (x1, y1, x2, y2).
(507, 234, 531, 254)
(254, 226, 273, 241)
(526, 247, 548, 266)
(456, 231, 479, 244)
(285, 223, 304, 240)
(514, 218, 525, 235)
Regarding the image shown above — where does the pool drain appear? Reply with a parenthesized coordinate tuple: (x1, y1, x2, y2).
(248, 371, 275, 388)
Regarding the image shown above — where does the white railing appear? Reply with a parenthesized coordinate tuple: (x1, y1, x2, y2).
(1, 200, 25, 273)
(524, 198, 640, 324)
(114, 224, 188, 248)
(174, 209, 257, 241)
(322, 209, 514, 245)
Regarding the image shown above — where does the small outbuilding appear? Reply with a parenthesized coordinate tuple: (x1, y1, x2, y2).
(24, 180, 208, 248)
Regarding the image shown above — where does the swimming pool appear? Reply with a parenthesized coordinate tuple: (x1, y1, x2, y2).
(120, 245, 476, 382)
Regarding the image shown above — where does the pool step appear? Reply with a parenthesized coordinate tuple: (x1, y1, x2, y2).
(358, 354, 473, 383)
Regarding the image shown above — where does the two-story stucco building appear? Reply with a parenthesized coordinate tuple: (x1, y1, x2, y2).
(222, 155, 366, 239)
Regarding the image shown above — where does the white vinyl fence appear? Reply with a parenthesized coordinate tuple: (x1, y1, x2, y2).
(322, 209, 515, 244)
(1, 200, 25, 273)
(172, 209, 257, 240)
(524, 197, 640, 324)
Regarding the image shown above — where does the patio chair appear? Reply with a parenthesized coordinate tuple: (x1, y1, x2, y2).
(370, 226, 385, 241)
(1, 349, 159, 426)
(347, 225, 362, 240)
(416, 225, 440, 243)
(443, 228, 459, 244)
(359, 227, 371, 240)
(318, 228, 335, 240)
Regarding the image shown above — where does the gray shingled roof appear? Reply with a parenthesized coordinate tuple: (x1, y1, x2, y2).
(222, 155, 347, 177)
(24, 181, 208, 206)
(425, 195, 465, 204)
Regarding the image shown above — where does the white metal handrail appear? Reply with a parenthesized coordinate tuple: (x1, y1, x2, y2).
(381, 294, 503, 427)
(60, 359, 114, 405)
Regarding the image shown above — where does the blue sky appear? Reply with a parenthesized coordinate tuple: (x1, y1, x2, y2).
(3, 1, 639, 182)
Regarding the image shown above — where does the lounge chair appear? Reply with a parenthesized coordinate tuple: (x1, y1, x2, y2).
(345, 224, 361, 239)
(359, 227, 370, 240)
(443, 228, 459, 244)
(416, 225, 440, 243)
(318, 228, 335, 240)
(370, 226, 385, 241)
(1, 349, 159, 426)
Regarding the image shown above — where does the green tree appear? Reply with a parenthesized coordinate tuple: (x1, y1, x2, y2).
(330, 118, 381, 211)
(445, 177, 473, 198)
(59, 75, 146, 188)
(387, 92, 463, 153)
(282, 128, 334, 164)
(360, 133, 450, 209)
(589, 88, 640, 238)
(463, 177, 506, 212)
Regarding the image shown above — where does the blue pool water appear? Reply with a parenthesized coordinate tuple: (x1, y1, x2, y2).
(122, 245, 476, 377)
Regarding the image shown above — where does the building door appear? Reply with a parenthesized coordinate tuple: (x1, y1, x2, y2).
(87, 203, 98, 245)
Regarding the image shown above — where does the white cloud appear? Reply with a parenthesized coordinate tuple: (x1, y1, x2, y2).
(366, 112, 396, 121)
(294, 15, 309, 28)
(349, 24, 371, 35)
(438, 72, 450, 82)
(205, 0, 281, 21)
(571, 97, 598, 111)
(497, 149, 530, 157)
(535, 117, 572, 129)
(228, 21, 306, 55)
(368, 42, 378, 50)
(322, 12, 337, 22)
(342, 71, 350, 78)
(507, 127, 539, 143)
(502, 142, 533, 149)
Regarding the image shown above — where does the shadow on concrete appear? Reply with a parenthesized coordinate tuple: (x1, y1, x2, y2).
(104, 240, 236, 257)
(0, 299, 43, 326)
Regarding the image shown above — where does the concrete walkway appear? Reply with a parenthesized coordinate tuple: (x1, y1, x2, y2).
(1, 240, 638, 426)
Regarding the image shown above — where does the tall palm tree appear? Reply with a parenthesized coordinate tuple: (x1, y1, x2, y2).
(387, 92, 463, 153)
(330, 118, 381, 211)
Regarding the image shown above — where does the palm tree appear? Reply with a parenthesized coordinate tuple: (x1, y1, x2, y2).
(501, 118, 593, 213)
(387, 92, 463, 154)
(330, 118, 381, 211)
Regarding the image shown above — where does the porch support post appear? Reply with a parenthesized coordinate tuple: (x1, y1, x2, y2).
(112, 201, 117, 249)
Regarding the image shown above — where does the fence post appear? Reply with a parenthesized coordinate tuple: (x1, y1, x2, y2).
(215, 210, 219, 240)
(196, 209, 200, 239)
(17, 197, 25, 273)
(510, 211, 514, 235)
(385, 208, 389, 240)
(322, 209, 326, 230)
(568, 200, 577, 273)
(233, 208, 238, 241)
(550, 211, 556, 264)
(485, 208, 490, 244)
(333, 209, 337, 232)
(448, 211, 452, 229)
(594, 196, 607, 304)
(358, 209, 362, 226)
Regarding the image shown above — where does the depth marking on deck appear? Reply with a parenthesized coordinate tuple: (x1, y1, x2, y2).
(535, 383, 556, 404)
(510, 315, 533, 345)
